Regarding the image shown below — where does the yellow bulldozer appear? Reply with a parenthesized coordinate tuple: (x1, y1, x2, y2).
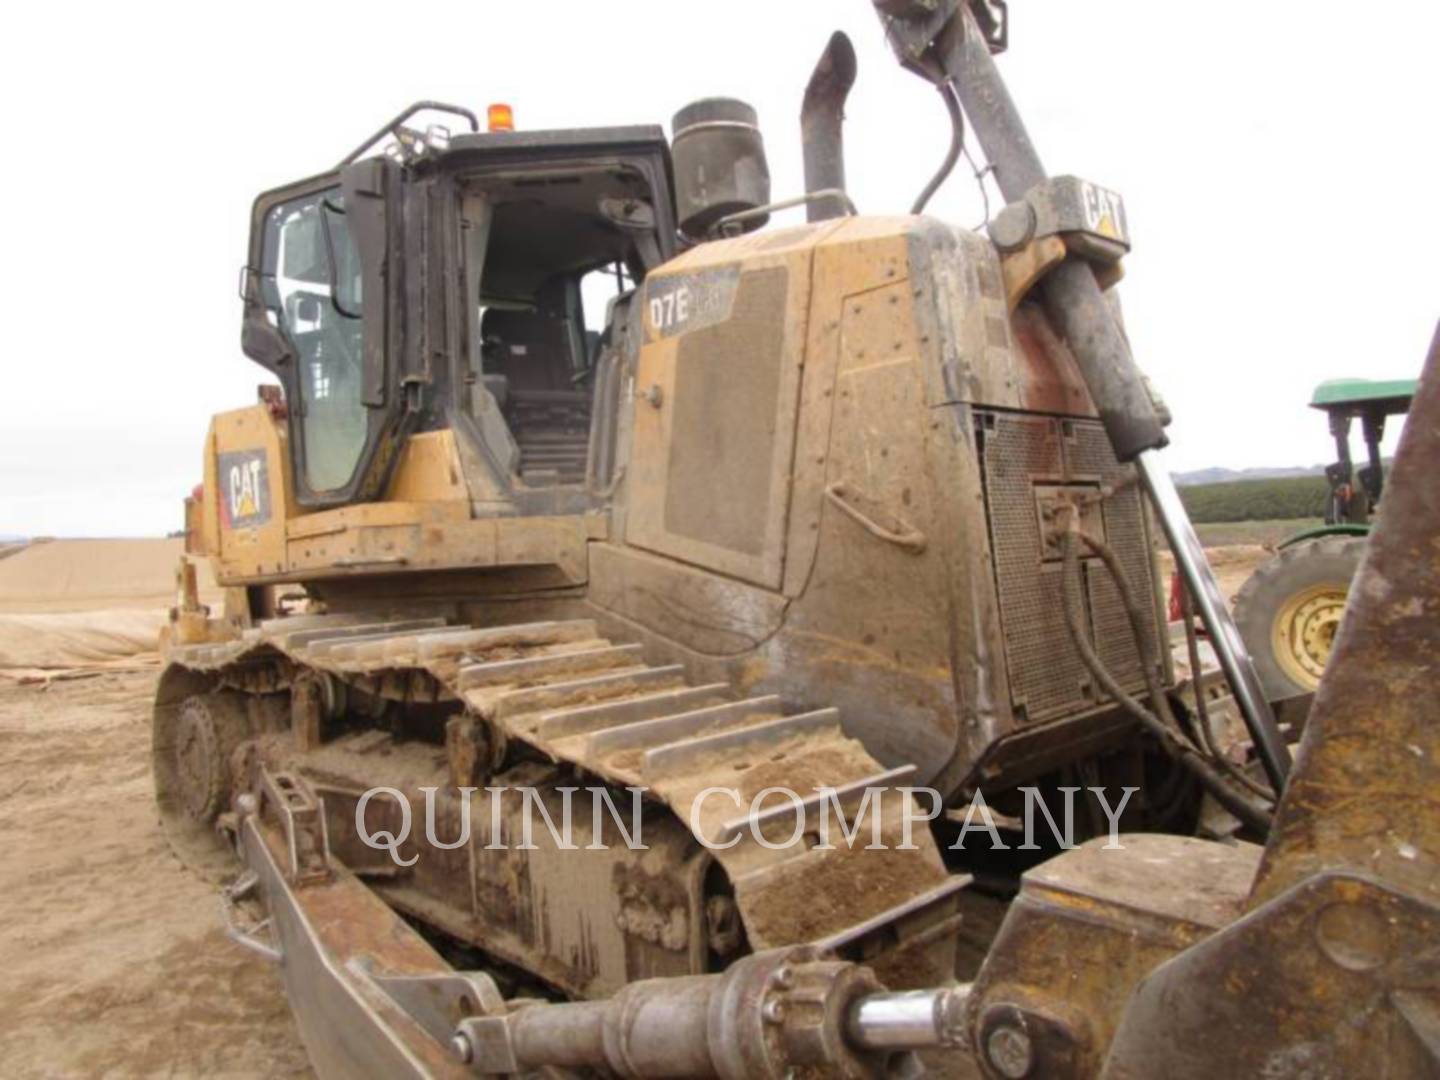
(153, 2, 1439, 1076)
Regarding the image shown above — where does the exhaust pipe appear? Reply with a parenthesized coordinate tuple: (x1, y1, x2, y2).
(801, 31, 858, 222)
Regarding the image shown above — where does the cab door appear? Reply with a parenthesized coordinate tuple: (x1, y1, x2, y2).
(240, 159, 409, 507)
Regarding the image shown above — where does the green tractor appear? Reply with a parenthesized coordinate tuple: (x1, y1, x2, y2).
(1235, 377, 1416, 700)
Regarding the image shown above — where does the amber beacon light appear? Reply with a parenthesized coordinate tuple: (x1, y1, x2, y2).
(487, 103, 515, 132)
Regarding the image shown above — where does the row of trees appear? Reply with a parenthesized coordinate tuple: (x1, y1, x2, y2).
(1178, 475, 1330, 523)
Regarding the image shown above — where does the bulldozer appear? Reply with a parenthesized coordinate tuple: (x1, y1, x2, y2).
(152, 2, 1439, 1076)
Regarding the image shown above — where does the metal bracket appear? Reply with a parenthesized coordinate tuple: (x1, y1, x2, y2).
(258, 769, 333, 886)
(354, 961, 505, 1052)
(710, 189, 856, 238)
(220, 869, 282, 963)
(989, 176, 1131, 263)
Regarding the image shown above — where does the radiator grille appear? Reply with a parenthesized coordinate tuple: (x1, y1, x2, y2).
(978, 412, 1161, 723)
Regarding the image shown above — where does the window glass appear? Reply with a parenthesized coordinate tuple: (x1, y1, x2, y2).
(580, 263, 627, 337)
(579, 263, 629, 368)
(262, 190, 367, 492)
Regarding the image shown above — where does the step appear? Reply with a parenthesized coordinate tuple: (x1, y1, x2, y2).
(309, 625, 469, 663)
(280, 618, 449, 651)
(258, 613, 372, 636)
(174, 641, 247, 667)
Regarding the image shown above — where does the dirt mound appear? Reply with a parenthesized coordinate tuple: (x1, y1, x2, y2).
(0, 539, 222, 677)
(0, 538, 218, 614)
(0, 609, 169, 674)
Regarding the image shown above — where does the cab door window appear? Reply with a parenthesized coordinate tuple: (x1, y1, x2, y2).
(261, 190, 367, 492)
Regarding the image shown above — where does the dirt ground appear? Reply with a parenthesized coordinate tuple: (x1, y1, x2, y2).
(0, 669, 311, 1078)
(1157, 543, 1271, 606)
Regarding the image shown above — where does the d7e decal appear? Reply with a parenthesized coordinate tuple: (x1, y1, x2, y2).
(643, 265, 741, 342)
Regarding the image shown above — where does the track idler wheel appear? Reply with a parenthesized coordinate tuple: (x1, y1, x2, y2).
(153, 689, 251, 880)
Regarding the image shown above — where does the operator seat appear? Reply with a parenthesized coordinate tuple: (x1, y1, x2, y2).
(480, 309, 593, 485)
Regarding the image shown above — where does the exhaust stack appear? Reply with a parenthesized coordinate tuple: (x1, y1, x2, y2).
(801, 31, 858, 222)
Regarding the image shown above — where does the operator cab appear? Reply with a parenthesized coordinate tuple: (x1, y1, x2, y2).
(459, 156, 666, 488)
(240, 111, 676, 513)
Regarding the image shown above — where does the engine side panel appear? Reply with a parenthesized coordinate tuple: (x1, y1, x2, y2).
(597, 216, 1166, 793)
(624, 227, 825, 589)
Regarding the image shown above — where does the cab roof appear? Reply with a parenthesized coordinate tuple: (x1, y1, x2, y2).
(1310, 377, 1418, 414)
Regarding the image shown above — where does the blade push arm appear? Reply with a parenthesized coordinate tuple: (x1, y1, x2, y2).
(874, 0, 1291, 792)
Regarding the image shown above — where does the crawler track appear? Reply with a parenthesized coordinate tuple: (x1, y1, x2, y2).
(161, 614, 962, 985)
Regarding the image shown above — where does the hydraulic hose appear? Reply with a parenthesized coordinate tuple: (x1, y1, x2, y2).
(1076, 513, 1271, 800)
(1058, 522, 1272, 834)
(1178, 582, 1275, 801)
(910, 81, 965, 215)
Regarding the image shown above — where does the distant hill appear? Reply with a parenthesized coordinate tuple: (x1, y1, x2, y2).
(1173, 465, 1324, 487)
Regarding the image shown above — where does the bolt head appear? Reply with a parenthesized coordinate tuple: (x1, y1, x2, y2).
(986, 1024, 1033, 1079)
(450, 1032, 474, 1064)
(989, 202, 1038, 253)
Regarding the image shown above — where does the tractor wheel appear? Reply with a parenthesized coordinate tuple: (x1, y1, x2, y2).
(1233, 536, 1366, 701)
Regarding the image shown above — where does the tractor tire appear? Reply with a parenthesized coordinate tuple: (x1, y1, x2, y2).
(1233, 536, 1366, 702)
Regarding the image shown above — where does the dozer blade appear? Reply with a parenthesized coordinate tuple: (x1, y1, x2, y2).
(229, 801, 478, 1078)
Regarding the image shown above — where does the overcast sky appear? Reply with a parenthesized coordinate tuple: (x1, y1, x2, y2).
(3, 1, 1436, 537)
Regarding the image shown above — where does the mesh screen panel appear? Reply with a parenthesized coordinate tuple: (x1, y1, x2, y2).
(978, 412, 1160, 723)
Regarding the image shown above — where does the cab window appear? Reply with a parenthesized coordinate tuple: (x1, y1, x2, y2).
(261, 190, 367, 492)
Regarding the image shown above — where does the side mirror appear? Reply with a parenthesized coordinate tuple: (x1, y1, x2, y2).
(241, 316, 294, 371)
(970, 0, 1007, 53)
